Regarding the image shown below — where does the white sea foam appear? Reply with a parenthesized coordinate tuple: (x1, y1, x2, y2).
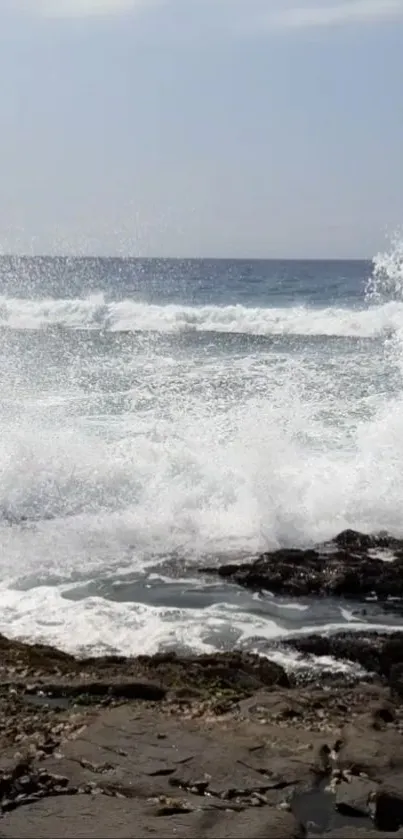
(0, 239, 403, 658)
(0, 582, 396, 660)
(0, 585, 283, 657)
(1, 292, 403, 337)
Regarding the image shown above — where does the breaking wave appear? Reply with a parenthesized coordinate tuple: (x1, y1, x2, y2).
(0, 236, 403, 656)
(1, 293, 403, 337)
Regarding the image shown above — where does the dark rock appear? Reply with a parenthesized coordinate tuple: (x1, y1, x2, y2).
(12, 651, 289, 710)
(14, 775, 39, 795)
(283, 632, 386, 675)
(334, 530, 375, 550)
(136, 651, 291, 694)
(0, 633, 75, 673)
(372, 702, 395, 727)
(44, 680, 167, 702)
(336, 801, 368, 818)
(200, 530, 403, 601)
(11, 757, 34, 781)
(0, 758, 79, 816)
(389, 664, 403, 699)
(380, 637, 403, 677)
(373, 788, 403, 831)
(282, 630, 403, 693)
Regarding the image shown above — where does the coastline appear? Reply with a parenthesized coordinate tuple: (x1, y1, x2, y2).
(0, 529, 403, 835)
(0, 624, 402, 837)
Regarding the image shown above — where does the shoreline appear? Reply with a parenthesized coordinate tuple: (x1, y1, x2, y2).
(0, 627, 402, 836)
(1, 528, 403, 835)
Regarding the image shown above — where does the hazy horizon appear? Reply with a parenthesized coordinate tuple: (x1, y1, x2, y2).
(0, 253, 372, 262)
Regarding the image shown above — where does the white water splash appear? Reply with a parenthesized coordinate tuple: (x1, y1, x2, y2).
(0, 239, 403, 657)
(1, 292, 403, 337)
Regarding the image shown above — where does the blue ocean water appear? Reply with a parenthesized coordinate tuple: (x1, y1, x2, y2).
(0, 256, 370, 307)
(0, 251, 403, 662)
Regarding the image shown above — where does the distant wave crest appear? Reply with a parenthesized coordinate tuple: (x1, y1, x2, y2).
(0, 293, 402, 338)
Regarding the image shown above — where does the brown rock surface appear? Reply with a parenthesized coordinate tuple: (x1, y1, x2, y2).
(0, 630, 401, 835)
(1, 693, 403, 838)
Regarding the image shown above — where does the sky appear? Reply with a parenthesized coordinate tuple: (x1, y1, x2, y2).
(1, 0, 403, 258)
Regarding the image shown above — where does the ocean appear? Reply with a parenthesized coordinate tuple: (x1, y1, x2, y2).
(1, 247, 403, 665)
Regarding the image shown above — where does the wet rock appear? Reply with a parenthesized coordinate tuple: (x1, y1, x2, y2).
(371, 787, 403, 831)
(332, 529, 403, 553)
(292, 784, 337, 834)
(0, 757, 78, 814)
(200, 530, 403, 601)
(326, 828, 403, 838)
(380, 637, 403, 677)
(0, 641, 291, 719)
(283, 631, 387, 676)
(266, 809, 306, 838)
(1, 674, 403, 837)
(0, 634, 75, 676)
(137, 651, 291, 695)
(281, 630, 403, 697)
(372, 702, 395, 728)
(333, 530, 373, 550)
(389, 664, 403, 699)
(42, 680, 167, 702)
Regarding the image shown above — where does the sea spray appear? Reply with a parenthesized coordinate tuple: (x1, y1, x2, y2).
(0, 249, 403, 654)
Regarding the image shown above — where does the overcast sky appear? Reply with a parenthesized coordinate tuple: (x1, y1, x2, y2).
(1, 0, 403, 258)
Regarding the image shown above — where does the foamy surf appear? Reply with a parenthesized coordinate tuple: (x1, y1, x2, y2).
(0, 240, 403, 662)
(1, 293, 403, 337)
(0, 579, 399, 661)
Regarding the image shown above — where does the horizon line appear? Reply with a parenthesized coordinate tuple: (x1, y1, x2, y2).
(0, 254, 372, 262)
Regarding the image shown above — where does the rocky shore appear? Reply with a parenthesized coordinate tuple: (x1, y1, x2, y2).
(200, 528, 403, 601)
(0, 626, 400, 836)
(1, 529, 403, 836)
